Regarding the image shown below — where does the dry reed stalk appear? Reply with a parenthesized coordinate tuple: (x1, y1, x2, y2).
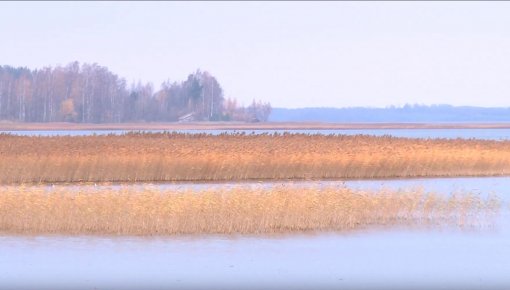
(1, 133, 510, 184)
(0, 185, 500, 235)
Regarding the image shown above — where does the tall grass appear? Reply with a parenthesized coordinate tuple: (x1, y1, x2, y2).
(2, 132, 510, 183)
(0, 185, 500, 235)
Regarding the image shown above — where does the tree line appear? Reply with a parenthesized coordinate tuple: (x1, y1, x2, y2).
(0, 62, 271, 123)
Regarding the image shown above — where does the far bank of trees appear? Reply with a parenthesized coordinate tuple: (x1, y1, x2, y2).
(0, 62, 271, 123)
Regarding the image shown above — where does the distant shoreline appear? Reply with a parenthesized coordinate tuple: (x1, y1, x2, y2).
(3, 121, 510, 131)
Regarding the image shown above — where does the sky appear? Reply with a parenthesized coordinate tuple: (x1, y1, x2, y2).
(1, 1, 510, 108)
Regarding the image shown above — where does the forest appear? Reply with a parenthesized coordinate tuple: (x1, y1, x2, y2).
(0, 62, 271, 123)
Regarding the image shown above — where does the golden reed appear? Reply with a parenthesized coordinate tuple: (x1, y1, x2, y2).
(1, 133, 510, 184)
(0, 185, 500, 235)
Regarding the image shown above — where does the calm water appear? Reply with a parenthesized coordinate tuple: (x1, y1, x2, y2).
(1, 227, 509, 290)
(3, 128, 510, 140)
(1, 177, 510, 290)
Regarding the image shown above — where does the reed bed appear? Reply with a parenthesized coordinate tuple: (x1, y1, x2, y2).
(2, 132, 510, 184)
(0, 185, 500, 235)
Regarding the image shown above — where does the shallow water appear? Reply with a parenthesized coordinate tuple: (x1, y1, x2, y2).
(1, 225, 509, 290)
(1, 177, 510, 289)
(4, 128, 510, 140)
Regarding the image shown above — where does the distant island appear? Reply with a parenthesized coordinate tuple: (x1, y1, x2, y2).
(0, 62, 271, 123)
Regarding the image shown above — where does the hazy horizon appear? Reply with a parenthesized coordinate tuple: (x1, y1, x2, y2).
(2, 2, 510, 108)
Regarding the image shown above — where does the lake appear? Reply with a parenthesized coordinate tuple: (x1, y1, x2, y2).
(1, 128, 509, 289)
(4, 128, 510, 140)
(1, 176, 509, 290)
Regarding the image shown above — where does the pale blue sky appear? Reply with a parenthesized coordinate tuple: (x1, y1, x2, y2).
(1, 1, 510, 108)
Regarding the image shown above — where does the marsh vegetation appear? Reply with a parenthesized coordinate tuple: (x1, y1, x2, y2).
(0, 185, 500, 235)
(1, 133, 510, 184)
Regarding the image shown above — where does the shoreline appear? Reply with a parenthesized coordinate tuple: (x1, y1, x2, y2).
(3, 121, 510, 131)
